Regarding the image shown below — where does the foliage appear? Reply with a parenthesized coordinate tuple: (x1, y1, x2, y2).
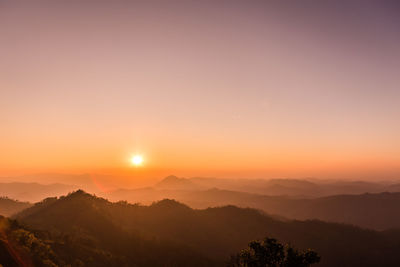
(10, 228, 58, 267)
(229, 237, 320, 267)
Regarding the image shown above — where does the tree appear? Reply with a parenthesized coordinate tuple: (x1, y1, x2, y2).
(228, 237, 320, 267)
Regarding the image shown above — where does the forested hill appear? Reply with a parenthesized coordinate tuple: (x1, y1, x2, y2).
(11, 190, 400, 266)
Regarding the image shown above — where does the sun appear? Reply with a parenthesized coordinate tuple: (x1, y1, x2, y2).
(131, 155, 143, 166)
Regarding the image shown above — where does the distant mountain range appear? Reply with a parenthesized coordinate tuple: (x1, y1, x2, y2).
(9, 190, 400, 267)
(103, 175, 400, 230)
(0, 173, 123, 197)
(153, 175, 400, 197)
(0, 182, 78, 202)
(0, 197, 31, 217)
(3, 174, 400, 200)
(4, 175, 400, 230)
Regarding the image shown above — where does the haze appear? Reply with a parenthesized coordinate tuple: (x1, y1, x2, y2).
(3, 2, 400, 267)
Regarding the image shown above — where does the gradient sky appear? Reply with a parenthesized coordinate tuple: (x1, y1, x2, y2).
(1, 1, 399, 183)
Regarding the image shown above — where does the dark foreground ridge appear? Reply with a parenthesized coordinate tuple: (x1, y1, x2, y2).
(3, 190, 400, 266)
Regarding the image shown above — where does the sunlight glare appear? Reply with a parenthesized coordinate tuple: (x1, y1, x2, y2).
(131, 155, 144, 166)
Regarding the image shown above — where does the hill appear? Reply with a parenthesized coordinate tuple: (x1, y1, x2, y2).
(269, 192, 400, 230)
(153, 176, 400, 197)
(155, 175, 204, 191)
(0, 182, 78, 202)
(13, 191, 217, 267)
(14, 190, 400, 266)
(190, 177, 322, 196)
(0, 197, 31, 217)
(105, 187, 400, 230)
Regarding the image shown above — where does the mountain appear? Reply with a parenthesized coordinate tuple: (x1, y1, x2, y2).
(153, 176, 400, 197)
(14, 190, 400, 266)
(183, 190, 400, 230)
(105, 187, 400, 230)
(268, 192, 400, 230)
(0, 197, 31, 217)
(189, 177, 321, 196)
(0, 182, 78, 202)
(155, 175, 205, 190)
(12, 190, 217, 267)
(0, 173, 123, 196)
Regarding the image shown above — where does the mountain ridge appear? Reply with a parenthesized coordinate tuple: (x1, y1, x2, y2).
(13, 190, 400, 267)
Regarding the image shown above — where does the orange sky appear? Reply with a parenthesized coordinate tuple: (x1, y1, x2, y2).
(1, 1, 399, 183)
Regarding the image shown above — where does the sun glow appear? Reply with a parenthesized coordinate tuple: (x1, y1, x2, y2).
(131, 155, 144, 166)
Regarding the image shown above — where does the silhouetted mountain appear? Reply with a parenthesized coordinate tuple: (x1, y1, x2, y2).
(13, 190, 218, 267)
(187, 190, 400, 230)
(0, 182, 78, 202)
(267, 192, 400, 230)
(387, 183, 400, 192)
(0, 173, 123, 196)
(194, 177, 324, 196)
(0, 197, 31, 217)
(14, 190, 400, 266)
(155, 175, 204, 190)
(105, 187, 400, 230)
(189, 177, 320, 196)
(152, 176, 400, 197)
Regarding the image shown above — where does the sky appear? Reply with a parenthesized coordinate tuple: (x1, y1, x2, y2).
(1, 0, 399, 184)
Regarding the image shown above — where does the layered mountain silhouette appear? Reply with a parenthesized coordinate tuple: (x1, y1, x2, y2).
(105, 176, 400, 230)
(10, 190, 400, 266)
(155, 175, 205, 190)
(9, 192, 216, 267)
(0, 197, 31, 217)
(0, 182, 77, 202)
(154, 176, 400, 196)
(4, 176, 400, 231)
